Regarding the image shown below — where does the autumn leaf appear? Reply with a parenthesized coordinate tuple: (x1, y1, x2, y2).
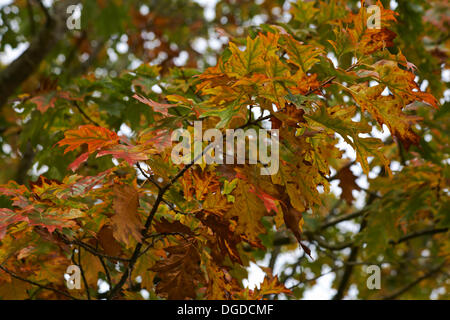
(111, 183, 143, 246)
(57, 125, 119, 154)
(283, 206, 311, 257)
(359, 28, 396, 54)
(237, 267, 291, 299)
(150, 240, 204, 300)
(97, 225, 122, 257)
(281, 33, 323, 76)
(96, 145, 149, 166)
(181, 168, 220, 201)
(336, 165, 361, 204)
(133, 94, 175, 116)
(0, 208, 30, 240)
(249, 185, 280, 215)
(30, 91, 81, 113)
(0, 0, 446, 302)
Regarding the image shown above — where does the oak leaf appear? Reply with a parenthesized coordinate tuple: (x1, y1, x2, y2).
(111, 183, 143, 246)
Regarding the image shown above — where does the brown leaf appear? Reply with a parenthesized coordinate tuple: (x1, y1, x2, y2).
(239, 267, 291, 299)
(193, 194, 244, 263)
(97, 225, 122, 257)
(154, 217, 195, 237)
(283, 205, 311, 257)
(337, 165, 361, 204)
(181, 168, 220, 201)
(360, 28, 396, 54)
(111, 183, 143, 246)
(150, 240, 204, 300)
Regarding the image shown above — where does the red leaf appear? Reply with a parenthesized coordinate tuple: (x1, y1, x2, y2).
(249, 185, 279, 214)
(68, 152, 90, 172)
(133, 94, 175, 116)
(30, 91, 81, 113)
(57, 125, 119, 154)
(0, 208, 29, 240)
(96, 145, 149, 166)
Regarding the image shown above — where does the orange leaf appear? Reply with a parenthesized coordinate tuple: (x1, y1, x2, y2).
(57, 125, 119, 154)
(111, 183, 143, 246)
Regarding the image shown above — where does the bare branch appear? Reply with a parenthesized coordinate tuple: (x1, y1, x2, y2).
(320, 210, 367, 230)
(382, 263, 446, 300)
(390, 227, 448, 245)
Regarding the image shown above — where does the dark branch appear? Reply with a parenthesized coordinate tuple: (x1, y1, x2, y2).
(382, 263, 445, 300)
(0, 264, 78, 300)
(320, 210, 367, 230)
(75, 246, 91, 300)
(389, 227, 448, 245)
(57, 234, 130, 262)
(72, 101, 101, 127)
(0, 0, 79, 109)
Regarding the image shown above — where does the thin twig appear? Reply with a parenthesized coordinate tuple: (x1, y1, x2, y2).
(108, 110, 276, 299)
(382, 263, 446, 300)
(36, 0, 52, 24)
(0, 264, 79, 300)
(98, 256, 112, 291)
(306, 233, 353, 250)
(57, 234, 130, 262)
(137, 162, 162, 190)
(72, 101, 102, 127)
(389, 227, 448, 245)
(320, 210, 367, 230)
(76, 246, 91, 300)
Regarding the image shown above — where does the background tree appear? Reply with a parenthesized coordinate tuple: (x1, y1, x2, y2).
(0, 0, 448, 300)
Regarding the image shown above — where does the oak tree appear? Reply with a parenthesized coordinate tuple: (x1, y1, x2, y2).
(0, 0, 448, 300)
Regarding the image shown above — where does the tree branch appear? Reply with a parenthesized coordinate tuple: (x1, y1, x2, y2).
(332, 216, 368, 300)
(72, 101, 101, 127)
(108, 111, 276, 299)
(389, 227, 448, 245)
(306, 233, 353, 250)
(74, 246, 91, 300)
(0, 0, 79, 109)
(57, 234, 130, 262)
(382, 263, 445, 300)
(0, 264, 78, 300)
(98, 256, 112, 291)
(320, 210, 367, 230)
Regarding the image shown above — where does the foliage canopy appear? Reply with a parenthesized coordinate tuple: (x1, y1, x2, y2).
(0, 0, 448, 300)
